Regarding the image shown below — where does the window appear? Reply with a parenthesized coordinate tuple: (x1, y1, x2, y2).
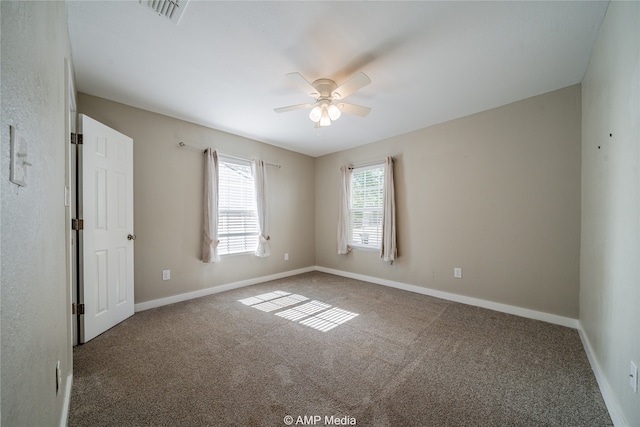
(349, 164, 384, 249)
(218, 158, 259, 255)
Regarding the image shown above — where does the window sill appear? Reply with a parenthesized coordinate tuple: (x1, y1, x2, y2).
(349, 244, 380, 252)
(220, 251, 255, 258)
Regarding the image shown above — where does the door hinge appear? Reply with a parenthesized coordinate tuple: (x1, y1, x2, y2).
(72, 218, 84, 230)
(77, 304, 85, 315)
(72, 303, 76, 315)
(70, 132, 83, 145)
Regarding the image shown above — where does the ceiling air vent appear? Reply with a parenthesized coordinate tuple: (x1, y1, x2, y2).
(140, 0, 189, 24)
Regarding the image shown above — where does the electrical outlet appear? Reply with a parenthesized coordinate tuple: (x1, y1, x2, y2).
(631, 361, 638, 393)
(284, 253, 289, 261)
(454, 267, 462, 279)
(162, 270, 170, 281)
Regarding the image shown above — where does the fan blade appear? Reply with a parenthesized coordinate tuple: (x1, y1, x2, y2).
(285, 72, 319, 97)
(274, 103, 314, 113)
(338, 102, 371, 117)
(332, 72, 371, 99)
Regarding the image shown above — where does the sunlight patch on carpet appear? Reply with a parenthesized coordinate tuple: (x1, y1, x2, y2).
(238, 291, 290, 306)
(239, 291, 358, 332)
(299, 307, 359, 332)
(276, 301, 331, 321)
(251, 294, 309, 312)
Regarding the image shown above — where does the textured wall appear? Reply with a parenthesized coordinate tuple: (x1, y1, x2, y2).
(580, 1, 640, 425)
(77, 94, 316, 304)
(1, 1, 73, 425)
(315, 85, 582, 318)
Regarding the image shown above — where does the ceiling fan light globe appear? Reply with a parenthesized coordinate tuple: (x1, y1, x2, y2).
(327, 103, 341, 121)
(309, 105, 322, 122)
(319, 109, 331, 127)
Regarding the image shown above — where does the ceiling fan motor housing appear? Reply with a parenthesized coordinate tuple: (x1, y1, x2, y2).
(311, 79, 339, 99)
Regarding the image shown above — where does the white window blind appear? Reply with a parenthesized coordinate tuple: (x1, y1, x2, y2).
(349, 164, 384, 249)
(218, 158, 259, 255)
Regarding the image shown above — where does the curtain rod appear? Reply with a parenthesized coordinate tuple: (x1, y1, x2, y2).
(178, 142, 281, 168)
(348, 156, 396, 170)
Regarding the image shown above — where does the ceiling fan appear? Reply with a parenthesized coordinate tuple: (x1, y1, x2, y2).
(274, 72, 372, 127)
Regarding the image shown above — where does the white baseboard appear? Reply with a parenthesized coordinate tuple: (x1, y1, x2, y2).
(134, 266, 316, 312)
(136, 265, 579, 328)
(60, 373, 72, 427)
(315, 266, 579, 329)
(578, 324, 627, 427)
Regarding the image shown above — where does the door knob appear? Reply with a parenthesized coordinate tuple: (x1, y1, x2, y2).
(127, 234, 136, 241)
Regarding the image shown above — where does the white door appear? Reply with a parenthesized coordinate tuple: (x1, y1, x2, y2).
(78, 114, 134, 343)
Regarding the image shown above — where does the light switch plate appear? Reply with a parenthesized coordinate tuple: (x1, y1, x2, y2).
(10, 126, 28, 187)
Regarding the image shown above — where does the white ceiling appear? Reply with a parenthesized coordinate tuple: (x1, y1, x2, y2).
(66, 1, 608, 157)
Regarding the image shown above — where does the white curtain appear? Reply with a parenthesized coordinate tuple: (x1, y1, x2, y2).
(380, 156, 397, 263)
(203, 148, 220, 263)
(252, 159, 271, 257)
(337, 165, 352, 255)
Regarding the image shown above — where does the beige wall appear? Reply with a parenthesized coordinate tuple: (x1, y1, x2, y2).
(580, 1, 640, 425)
(1, 1, 74, 425)
(78, 94, 316, 304)
(316, 85, 582, 318)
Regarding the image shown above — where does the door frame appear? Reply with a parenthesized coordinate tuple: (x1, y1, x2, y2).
(64, 58, 78, 348)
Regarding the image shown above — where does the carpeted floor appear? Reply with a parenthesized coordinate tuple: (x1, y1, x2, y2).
(69, 272, 612, 426)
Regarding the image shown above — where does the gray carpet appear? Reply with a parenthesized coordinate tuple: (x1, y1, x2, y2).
(70, 272, 612, 426)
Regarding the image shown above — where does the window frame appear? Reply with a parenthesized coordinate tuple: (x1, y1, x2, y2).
(217, 156, 259, 256)
(348, 163, 385, 250)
